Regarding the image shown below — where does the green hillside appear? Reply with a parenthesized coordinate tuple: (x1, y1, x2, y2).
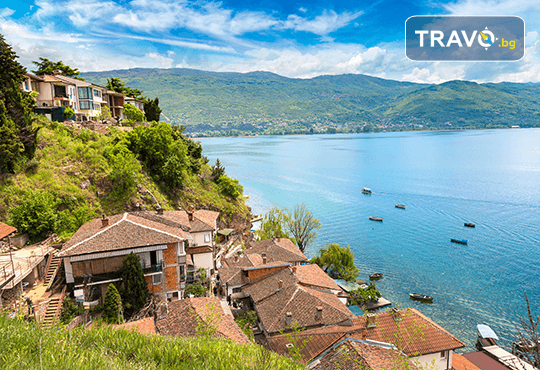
(82, 68, 540, 136)
(0, 117, 250, 242)
(0, 315, 302, 370)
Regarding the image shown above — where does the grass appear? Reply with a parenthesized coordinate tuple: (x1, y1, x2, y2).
(0, 315, 303, 370)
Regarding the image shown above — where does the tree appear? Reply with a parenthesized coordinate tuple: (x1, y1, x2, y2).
(120, 253, 149, 318)
(211, 158, 225, 180)
(122, 103, 145, 123)
(8, 190, 57, 241)
(185, 282, 207, 297)
(143, 97, 162, 122)
(102, 284, 123, 324)
(32, 57, 82, 78)
(106, 144, 141, 193)
(347, 284, 381, 306)
(284, 203, 321, 253)
(106, 77, 143, 97)
(513, 292, 540, 368)
(218, 175, 242, 199)
(0, 34, 38, 171)
(96, 106, 111, 124)
(311, 243, 359, 281)
(257, 206, 291, 241)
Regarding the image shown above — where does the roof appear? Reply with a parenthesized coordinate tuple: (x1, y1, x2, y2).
(295, 264, 343, 292)
(0, 222, 17, 240)
(155, 297, 250, 345)
(41, 75, 68, 84)
(114, 317, 156, 335)
(59, 213, 191, 257)
(463, 351, 511, 370)
(350, 308, 466, 356)
(246, 238, 308, 263)
(188, 246, 213, 255)
(218, 229, 234, 236)
(311, 339, 417, 370)
(24, 73, 44, 81)
(452, 353, 481, 370)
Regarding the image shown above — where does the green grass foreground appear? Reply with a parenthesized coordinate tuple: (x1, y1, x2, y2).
(0, 315, 302, 370)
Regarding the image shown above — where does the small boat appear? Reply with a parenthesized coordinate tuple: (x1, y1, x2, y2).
(477, 324, 498, 348)
(395, 204, 406, 209)
(451, 238, 468, 245)
(464, 222, 476, 228)
(369, 273, 383, 280)
(369, 217, 383, 222)
(362, 188, 372, 194)
(409, 293, 433, 303)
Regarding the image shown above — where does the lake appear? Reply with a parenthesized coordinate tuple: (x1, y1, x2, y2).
(200, 129, 540, 351)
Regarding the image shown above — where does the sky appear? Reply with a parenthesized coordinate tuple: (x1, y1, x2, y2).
(1, 0, 540, 83)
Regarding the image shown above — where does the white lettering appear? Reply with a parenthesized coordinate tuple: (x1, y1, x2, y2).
(461, 30, 477, 47)
(415, 30, 429, 47)
(431, 30, 445, 47)
(446, 30, 463, 47)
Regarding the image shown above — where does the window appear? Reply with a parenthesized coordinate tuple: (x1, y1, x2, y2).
(204, 233, 211, 243)
(152, 273, 162, 285)
(78, 87, 92, 99)
(232, 287, 242, 293)
(79, 101, 93, 110)
(93, 89, 101, 97)
(440, 351, 446, 359)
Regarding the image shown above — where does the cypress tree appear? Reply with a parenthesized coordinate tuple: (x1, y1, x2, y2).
(0, 33, 38, 173)
(102, 283, 123, 324)
(120, 253, 149, 317)
(143, 97, 162, 122)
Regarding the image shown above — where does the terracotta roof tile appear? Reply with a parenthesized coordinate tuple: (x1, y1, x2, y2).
(295, 264, 343, 292)
(114, 317, 156, 335)
(0, 222, 17, 240)
(349, 308, 466, 356)
(155, 297, 250, 345)
(452, 353, 481, 370)
(246, 238, 308, 264)
(188, 246, 213, 254)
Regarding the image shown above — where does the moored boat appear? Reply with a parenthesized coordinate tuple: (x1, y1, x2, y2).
(464, 222, 476, 228)
(369, 273, 383, 280)
(362, 187, 372, 194)
(369, 216, 383, 222)
(409, 293, 433, 303)
(451, 238, 468, 245)
(477, 324, 498, 348)
(395, 204, 405, 209)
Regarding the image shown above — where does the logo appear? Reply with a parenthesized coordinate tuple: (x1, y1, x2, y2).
(406, 16, 524, 61)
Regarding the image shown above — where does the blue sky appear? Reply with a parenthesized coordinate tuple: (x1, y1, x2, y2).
(1, 0, 540, 82)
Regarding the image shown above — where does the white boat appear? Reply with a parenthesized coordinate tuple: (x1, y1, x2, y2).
(362, 188, 372, 194)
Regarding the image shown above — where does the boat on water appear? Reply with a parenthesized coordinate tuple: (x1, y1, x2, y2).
(464, 222, 476, 228)
(477, 324, 498, 349)
(362, 188, 372, 194)
(369, 273, 383, 280)
(369, 216, 383, 222)
(451, 238, 468, 245)
(409, 293, 433, 303)
(395, 204, 405, 209)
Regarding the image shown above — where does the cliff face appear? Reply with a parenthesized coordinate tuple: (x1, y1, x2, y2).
(0, 119, 250, 242)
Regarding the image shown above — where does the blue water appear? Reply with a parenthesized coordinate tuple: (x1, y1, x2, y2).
(200, 129, 540, 352)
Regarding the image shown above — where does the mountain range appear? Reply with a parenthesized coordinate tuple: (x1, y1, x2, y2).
(82, 68, 540, 136)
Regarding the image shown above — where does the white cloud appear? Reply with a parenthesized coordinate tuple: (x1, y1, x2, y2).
(0, 8, 15, 17)
(282, 10, 363, 36)
(146, 51, 175, 68)
(401, 62, 467, 83)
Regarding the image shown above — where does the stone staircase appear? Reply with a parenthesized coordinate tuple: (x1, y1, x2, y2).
(45, 253, 61, 291)
(42, 296, 61, 328)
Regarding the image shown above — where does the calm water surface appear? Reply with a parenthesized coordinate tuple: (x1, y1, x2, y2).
(200, 129, 540, 351)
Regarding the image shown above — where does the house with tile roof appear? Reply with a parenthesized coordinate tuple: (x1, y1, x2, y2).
(59, 208, 220, 303)
(155, 297, 250, 345)
(245, 238, 309, 266)
(241, 265, 354, 336)
(267, 307, 465, 370)
(0, 222, 17, 242)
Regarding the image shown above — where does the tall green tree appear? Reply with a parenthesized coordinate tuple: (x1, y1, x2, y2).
(143, 97, 162, 122)
(102, 283, 123, 324)
(211, 158, 225, 180)
(120, 253, 149, 318)
(106, 77, 143, 98)
(0, 34, 38, 172)
(284, 203, 321, 253)
(311, 243, 359, 281)
(257, 206, 291, 241)
(32, 57, 82, 78)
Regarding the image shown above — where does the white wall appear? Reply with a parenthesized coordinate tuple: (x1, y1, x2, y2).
(412, 351, 452, 370)
(192, 231, 213, 247)
(192, 252, 213, 271)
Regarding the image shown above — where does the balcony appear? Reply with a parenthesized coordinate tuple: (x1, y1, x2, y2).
(142, 262, 163, 274)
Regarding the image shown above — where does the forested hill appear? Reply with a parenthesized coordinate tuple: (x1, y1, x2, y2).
(83, 68, 540, 136)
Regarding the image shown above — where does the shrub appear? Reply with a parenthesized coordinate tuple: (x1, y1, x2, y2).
(102, 284, 123, 324)
(122, 103, 145, 123)
(120, 253, 149, 318)
(185, 282, 206, 297)
(218, 175, 242, 199)
(8, 190, 57, 241)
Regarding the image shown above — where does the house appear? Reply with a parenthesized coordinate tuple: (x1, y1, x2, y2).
(58, 212, 192, 302)
(104, 90, 125, 120)
(0, 222, 17, 243)
(155, 296, 250, 344)
(125, 96, 145, 114)
(245, 238, 309, 266)
(241, 265, 354, 336)
(21, 73, 43, 94)
(35, 75, 77, 109)
(53, 73, 107, 120)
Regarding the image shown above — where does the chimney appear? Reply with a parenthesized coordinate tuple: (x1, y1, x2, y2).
(291, 266, 297, 274)
(285, 312, 292, 327)
(367, 313, 377, 328)
(262, 252, 267, 264)
(156, 207, 163, 215)
(53, 70, 62, 76)
(101, 215, 109, 228)
(392, 307, 402, 321)
(316, 306, 323, 320)
(278, 280, 283, 289)
(234, 255, 239, 263)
